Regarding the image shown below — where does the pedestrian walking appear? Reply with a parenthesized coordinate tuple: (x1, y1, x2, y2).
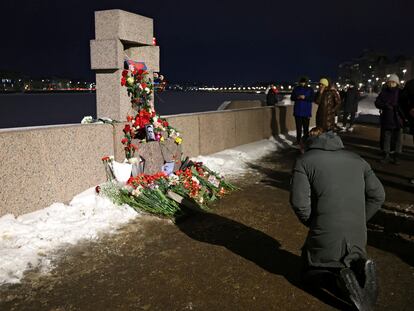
(341, 81, 360, 132)
(290, 127, 385, 310)
(399, 79, 414, 183)
(266, 84, 279, 106)
(291, 77, 314, 144)
(375, 74, 404, 164)
(315, 78, 342, 131)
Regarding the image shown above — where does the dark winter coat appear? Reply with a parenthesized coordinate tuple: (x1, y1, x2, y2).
(343, 87, 360, 113)
(290, 132, 385, 268)
(266, 88, 279, 105)
(375, 86, 403, 130)
(399, 79, 414, 135)
(315, 89, 342, 130)
(291, 85, 314, 117)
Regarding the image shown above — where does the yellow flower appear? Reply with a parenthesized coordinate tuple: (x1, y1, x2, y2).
(126, 77, 135, 86)
(160, 137, 165, 142)
(175, 137, 183, 145)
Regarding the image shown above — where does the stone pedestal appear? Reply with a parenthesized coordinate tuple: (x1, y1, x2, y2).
(91, 9, 159, 121)
(131, 139, 182, 175)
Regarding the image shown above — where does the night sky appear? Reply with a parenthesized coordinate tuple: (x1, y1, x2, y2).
(1, 0, 413, 84)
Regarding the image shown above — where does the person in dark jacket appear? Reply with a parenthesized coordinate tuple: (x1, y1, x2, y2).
(315, 78, 342, 131)
(342, 81, 360, 132)
(266, 84, 279, 106)
(375, 74, 403, 164)
(290, 128, 385, 310)
(399, 79, 414, 184)
(291, 77, 314, 144)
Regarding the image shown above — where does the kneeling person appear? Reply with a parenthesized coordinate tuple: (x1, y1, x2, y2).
(290, 127, 385, 310)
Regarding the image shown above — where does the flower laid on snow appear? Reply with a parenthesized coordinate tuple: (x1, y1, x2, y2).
(81, 116, 93, 124)
(168, 174, 180, 186)
(131, 186, 143, 197)
(98, 161, 238, 217)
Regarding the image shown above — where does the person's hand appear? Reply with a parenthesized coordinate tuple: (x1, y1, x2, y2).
(298, 95, 305, 100)
(410, 108, 414, 118)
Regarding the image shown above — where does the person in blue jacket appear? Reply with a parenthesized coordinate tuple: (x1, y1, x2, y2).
(291, 77, 315, 144)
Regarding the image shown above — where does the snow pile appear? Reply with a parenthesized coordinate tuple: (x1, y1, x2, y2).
(355, 93, 380, 124)
(357, 93, 380, 116)
(0, 134, 295, 286)
(193, 134, 295, 176)
(0, 188, 138, 285)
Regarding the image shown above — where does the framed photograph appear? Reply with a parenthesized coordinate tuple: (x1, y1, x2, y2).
(145, 124, 156, 141)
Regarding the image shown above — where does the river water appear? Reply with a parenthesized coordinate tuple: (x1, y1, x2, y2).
(0, 91, 266, 129)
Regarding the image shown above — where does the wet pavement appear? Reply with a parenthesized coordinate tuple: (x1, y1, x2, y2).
(1, 129, 414, 311)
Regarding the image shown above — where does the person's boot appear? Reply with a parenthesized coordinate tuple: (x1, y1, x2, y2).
(339, 260, 378, 311)
(380, 153, 391, 164)
(339, 267, 365, 310)
(363, 260, 379, 310)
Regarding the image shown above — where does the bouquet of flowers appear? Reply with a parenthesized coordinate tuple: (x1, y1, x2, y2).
(98, 160, 238, 218)
(120, 68, 182, 159)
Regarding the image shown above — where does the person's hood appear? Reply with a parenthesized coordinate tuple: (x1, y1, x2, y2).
(305, 131, 344, 151)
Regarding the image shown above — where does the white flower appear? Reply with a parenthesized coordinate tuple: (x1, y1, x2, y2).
(81, 116, 93, 124)
(176, 132, 180, 137)
(153, 115, 158, 123)
(191, 176, 200, 185)
(168, 174, 179, 186)
(124, 184, 135, 193)
(145, 87, 150, 93)
(132, 187, 143, 197)
(109, 156, 114, 161)
(128, 157, 139, 164)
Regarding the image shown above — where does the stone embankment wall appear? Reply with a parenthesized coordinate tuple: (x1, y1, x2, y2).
(0, 105, 303, 217)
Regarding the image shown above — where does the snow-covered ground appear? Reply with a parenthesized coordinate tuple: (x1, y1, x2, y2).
(353, 93, 380, 125)
(357, 93, 380, 116)
(0, 134, 295, 286)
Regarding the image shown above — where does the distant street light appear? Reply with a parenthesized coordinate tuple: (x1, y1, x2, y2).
(402, 69, 407, 74)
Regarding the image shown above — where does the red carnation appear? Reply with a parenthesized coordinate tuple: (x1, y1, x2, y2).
(162, 120, 169, 127)
(126, 115, 134, 122)
(122, 70, 128, 77)
(130, 144, 138, 150)
(121, 138, 128, 144)
(138, 69, 144, 75)
(121, 77, 126, 86)
(123, 124, 131, 133)
(141, 83, 147, 89)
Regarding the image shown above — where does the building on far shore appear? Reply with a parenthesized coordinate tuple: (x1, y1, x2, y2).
(338, 50, 413, 92)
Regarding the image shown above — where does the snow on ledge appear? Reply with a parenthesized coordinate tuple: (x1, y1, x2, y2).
(192, 133, 295, 177)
